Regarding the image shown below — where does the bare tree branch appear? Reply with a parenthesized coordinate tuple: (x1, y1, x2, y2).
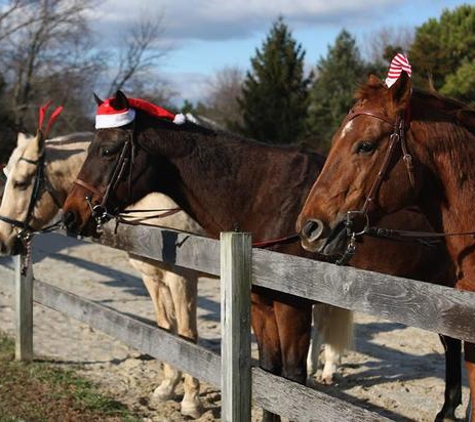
(107, 12, 168, 95)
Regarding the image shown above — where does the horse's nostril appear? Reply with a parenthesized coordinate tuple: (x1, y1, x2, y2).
(301, 219, 324, 243)
(63, 210, 77, 229)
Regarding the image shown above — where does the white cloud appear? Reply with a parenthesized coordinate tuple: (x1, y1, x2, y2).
(95, 0, 403, 42)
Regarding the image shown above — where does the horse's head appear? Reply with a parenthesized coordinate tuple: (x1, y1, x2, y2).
(297, 72, 422, 255)
(63, 91, 162, 235)
(0, 132, 60, 254)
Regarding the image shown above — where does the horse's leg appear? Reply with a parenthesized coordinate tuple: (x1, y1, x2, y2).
(251, 291, 282, 422)
(318, 305, 354, 384)
(274, 299, 312, 384)
(435, 335, 461, 422)
(464, 341, 475, 422)
(142, 273, 182, 402)
(167, 270, 203, 419)
(307, 305, 324, 380)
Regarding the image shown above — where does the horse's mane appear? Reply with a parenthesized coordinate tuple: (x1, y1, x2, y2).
(138, 109, 320, 156)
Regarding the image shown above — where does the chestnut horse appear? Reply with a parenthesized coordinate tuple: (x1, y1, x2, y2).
(298, 73, 475, 419)
(63, 91, 460, 421)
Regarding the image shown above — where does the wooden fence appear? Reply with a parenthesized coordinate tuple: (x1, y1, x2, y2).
(8, 222, 475, 421)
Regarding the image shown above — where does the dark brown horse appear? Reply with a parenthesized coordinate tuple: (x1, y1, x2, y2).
(298, 73, 475, 419)
(63, 91, 459, 421)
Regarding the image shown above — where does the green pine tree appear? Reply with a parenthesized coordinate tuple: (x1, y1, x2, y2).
(238, 17, 310, 144)
(306, 30, 370, 152)
(409, 4, 475, 98)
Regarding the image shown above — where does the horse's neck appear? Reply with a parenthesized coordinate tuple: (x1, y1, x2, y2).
(46, 142, 88, 203)
(412, 119, 475, 276)
(148, 125, 321, 238)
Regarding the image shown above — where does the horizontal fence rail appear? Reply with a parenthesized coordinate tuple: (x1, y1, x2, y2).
(5, 222, 475, 420)
(87, 222, 475, 343)
(0, 262, 388, 421)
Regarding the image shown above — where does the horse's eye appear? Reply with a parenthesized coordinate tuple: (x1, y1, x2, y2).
(13, 180, 28, 190)
(355, 141, 376, 155)
(101, 147, 116, 157)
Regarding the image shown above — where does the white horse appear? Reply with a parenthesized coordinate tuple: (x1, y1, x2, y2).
(0, 131, 353, 415)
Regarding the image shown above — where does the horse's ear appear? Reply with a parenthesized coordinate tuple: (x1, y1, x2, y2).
(35, 129, 45, 155)
(93, 93, 104, 106)
(110, 90, 129, 110)
(17, 132, 32, 147)
(388, 71, 412, 112)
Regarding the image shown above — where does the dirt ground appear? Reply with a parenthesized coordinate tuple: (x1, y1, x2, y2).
(0, 233, 470, 421)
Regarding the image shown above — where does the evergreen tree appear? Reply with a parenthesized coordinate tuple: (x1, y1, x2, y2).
(307, 30, 370, 152)
(409, 4, 475, 98)
(238, 17, 310, 144)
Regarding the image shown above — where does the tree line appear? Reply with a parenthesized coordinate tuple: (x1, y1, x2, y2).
(0, 2, 473, 162)
(194, 4, 475, 152)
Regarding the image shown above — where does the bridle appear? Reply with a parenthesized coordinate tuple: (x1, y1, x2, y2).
(334, 107, 415, 264)
(73, 126, 182, 231)
(74, 128, 136, 229)
(0, 152, 63, 242)
(0, 101, 65, 243)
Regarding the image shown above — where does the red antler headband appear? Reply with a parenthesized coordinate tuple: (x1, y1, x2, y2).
(38, 101, 63, 138)
(95, 97, 186, 129)
(385, 53, 412, 88)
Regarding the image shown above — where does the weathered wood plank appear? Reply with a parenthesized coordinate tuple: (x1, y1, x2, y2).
(68, 226, 475, 342)
(89, 223, 220, 276)
(14, 255, 33, 361)
(33, 277, 386, 421)
(33, 278, 221, 387)
(252, 368, 390, 422)
(221, 233, 252, 421)
(253, 248, 475, 343)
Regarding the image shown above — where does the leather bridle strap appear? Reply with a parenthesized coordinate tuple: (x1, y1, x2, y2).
(361, 116, 402, 214)
(0, 153, 55, 235)
(74, 178, 105, 200)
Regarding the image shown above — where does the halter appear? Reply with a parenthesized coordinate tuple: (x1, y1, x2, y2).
(335, 107, 415, 264)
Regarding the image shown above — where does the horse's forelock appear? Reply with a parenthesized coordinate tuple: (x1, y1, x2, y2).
(355, 76, 386, 102)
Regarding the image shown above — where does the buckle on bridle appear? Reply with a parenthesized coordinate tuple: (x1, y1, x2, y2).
(345, 210, 369, 237)
(85, 195, 110, 233)
(17, 229, 32, 243)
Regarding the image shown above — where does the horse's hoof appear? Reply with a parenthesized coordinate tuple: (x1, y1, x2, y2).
(152, 382, 175, 401)
(434, 408, 456, 422)
(181, 400, 203, 419)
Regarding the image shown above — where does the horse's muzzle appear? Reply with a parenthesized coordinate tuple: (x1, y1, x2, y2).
(300, 217, 349, 256)
(63, 210, 78, 233)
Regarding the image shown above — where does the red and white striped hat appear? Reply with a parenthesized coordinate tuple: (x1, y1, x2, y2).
(95, 97, 186, 129)
(385, 53, 412, 88)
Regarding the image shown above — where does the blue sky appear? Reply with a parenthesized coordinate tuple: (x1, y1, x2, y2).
(94, 0, 468, 104)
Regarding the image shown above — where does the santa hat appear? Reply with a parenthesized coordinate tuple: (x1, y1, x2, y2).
(95, 97, 186, 129)
(385, 53, 412, 88)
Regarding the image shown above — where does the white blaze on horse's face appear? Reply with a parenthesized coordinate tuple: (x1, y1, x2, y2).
(0, 133, 53, 254)
(341, 120, 354, 138)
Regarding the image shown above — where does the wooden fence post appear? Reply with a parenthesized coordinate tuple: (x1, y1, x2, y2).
(14, 254, 33, 361)
(220, 232, 252, 422)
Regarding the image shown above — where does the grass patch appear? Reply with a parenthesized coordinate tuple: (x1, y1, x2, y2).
(0, 333, 140, 421)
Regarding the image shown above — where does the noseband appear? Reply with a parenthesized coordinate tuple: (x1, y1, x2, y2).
(336, 108, 414, 264)
(0, 153, 62, 241)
